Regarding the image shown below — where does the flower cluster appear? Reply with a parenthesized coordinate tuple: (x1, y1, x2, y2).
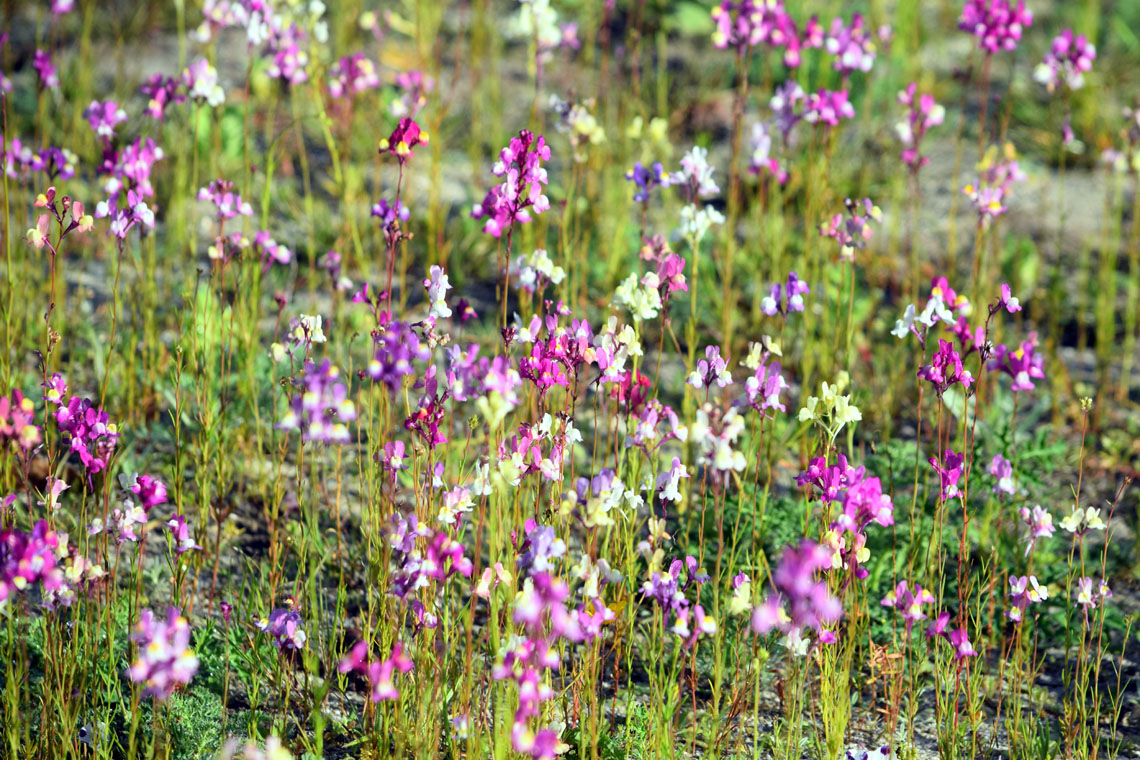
(825, 14, 877, 74)
(918, 339, 974, 395)
(987, 332, 1044, 393)
(1007, 575, 1048, 623)
(819, 198, 881, 260)
(710, 1, 808, 68)
(127, 607, 200, 700)
(338, 641, 414, 702)
(625, 161, 671, 204)
(0, 390, 42, 456)
(1035, 30, 1095, 92)
(896, 83, 945, 170)
(798, 455, 895, 578)
(471, 130, 551, 237)
(640, 556, 715, 647)
(761, 271, 810, 317)
(0, 521, 62, 608)
(83, 100, 128, 142)
(328, 53, 380, 99)
(278, 359, 357, 444)
(379, 118, 429, 162)
(52, 393, 119, 475)
(751, 540, 842, 652)
(881, 580, 936, 633)
(749, 121, 787, 183)
(926, 612, 977, 660)
(958, 0, 1033, 53)
(256, 605, 308, 650)
(804, 89, 855, 127)
(963, 143, 1026, 225)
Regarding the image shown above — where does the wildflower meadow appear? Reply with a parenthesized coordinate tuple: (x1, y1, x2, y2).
(2, 0, 1140, 758)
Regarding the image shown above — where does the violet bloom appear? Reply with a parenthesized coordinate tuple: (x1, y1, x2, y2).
(987, 332, 1045, 392)
(165, 514, 201, 555)
(896, 83, 945, 170)
(278, 359, 357, 444)
(368, 321, 430, 391)
(0, 521, 62, 608)
(625, 161, 670, 203)
(925, 611, 977, 660)
(710, 1, 806, 68)
(751, 540, 842, 638)
(958, 0, 1033, 53)
(1035, 30, 1095, 93)
(760, 271, 810, 316)
(33, 50, 59, 90)
(989, 454, 1015, 496)
(338, 641, 414, 702)
(140, 74, 185, 121)
(1018, 505, 1053, 556)
(328, 53, 380, 99)
(929, 450, 965, 501)
(517, 522, 567, 577)
(198, 178, 253, 220)
(796, 454, 865, 503)
(918, 339, 974, 395)
(749, 121, 787, 184)
(825, 14, 877, 74)
(770, 81, 806, 139)
(471, 129, 551, 238)
(371, 198, 410, 226)
(102, 136, 165, 201)
(1006, 575, 1048, 623)
(84, 101, 129, 142)
(881, 580, 935, 633)
(5, 143, 79, 182)
(256, 607, 308, 650)
(687, 346, 733, 390)
(0, 390, 42, 455)
(127, 607, 200, 700)
(819, 197, 881, 260)
(804, 89, 855, 127)
(55, 395, 119, 475)
(745, 358, 788, 417)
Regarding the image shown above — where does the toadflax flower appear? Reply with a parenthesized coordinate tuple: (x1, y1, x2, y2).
(1018, 504, 1053, 556)
(896, 83, 944, 170)
(751, 540, 843, 645)
(987, 332, 1044, 393)
(379, 117, 429, 162)
(1006, 575, 1048, 623)
(256, 604, 308, 650)
(471, 129, 551, 238)
(1034, 29, 1095, 93)
(958, 0, 1033, 54)
(1059, 505, 1105, 536)
(278, 360, 357, 444)
(128, 607, 199, 700)
(338, 640, 414, 702)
